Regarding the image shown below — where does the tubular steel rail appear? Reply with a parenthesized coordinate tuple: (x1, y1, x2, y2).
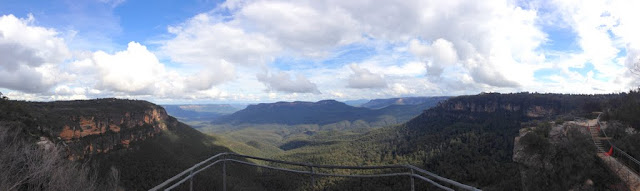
(595, 114, 640, 174)
(150, 152, 481, 191)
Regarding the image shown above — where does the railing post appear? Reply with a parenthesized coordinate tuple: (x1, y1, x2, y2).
(189, 169, 194, 191)
(223, 156, 227, 191)
(410, 169, 415, 191)
(309, 165, 315, 190)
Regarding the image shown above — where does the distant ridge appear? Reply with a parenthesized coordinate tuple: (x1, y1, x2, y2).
(361, 96, 450, 109)
(212, 98, 448, 125)
(213, 100, 369, 125)
(163, 104, 242, 121)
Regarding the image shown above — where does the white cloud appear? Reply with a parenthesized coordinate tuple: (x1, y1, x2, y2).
(161, 13, 278, 67)
(72, 41, 236, 98)
(0, 14, 72, 93)
(6, 0, 640, 102)
(347, 64, 387, 89)
(233, 1, 362, 57)
(391, 83, 414, 95)
(535, 0, 640, 91)
(381, 62, 425, 76)
(91, 42, 168, 93)
(257, 71, 320, 94)
(409, 38, 458, 78)
(157, 0, 548, 97)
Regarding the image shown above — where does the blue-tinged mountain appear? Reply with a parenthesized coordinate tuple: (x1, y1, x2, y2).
(212, 98, 449, 126)
(163, 104, 244, 121)
(342, 99, 370, 107)
(213, 100, 370, 125)
(361, 96, 450, 109)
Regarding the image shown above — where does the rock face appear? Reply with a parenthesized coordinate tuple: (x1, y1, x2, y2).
(512, 121, 602, 190)
(512, 127, 555, 190)
(21, 98, 172, 160)
(441, 100, 553, 118)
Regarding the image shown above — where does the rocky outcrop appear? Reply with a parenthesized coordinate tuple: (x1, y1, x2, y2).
(441, 100, 557, 118)
(21, 98, 173, 160)
(513, 121, 604, 190)
(447, 101, 524, 113)
(426, 93, 567, 121)
(513, 128, 553, 169)
(513, 127, 555, 191)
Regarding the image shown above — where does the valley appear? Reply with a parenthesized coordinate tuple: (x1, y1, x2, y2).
(160, 92, 640, 190)
(173, 97, 448, 158)
(3, 92, 640, 190)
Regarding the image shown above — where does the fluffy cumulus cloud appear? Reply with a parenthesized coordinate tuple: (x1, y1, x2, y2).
(4, 0, 640, 102)
(0, 14, 72, 93)
(162, 13, 280, 67)
(167, 0, 547, 95)
(257, 71, 320, 94)
(230, 1, 362, 57)
(347, 64, 387, 89)
(71, 41, 238, 98)
(409, 38, 458, 78)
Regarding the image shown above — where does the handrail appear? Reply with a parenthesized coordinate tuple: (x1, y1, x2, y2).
(151, 152, 227, 190)
(595, 113, 640, 172)
(150, 152, 481, 191)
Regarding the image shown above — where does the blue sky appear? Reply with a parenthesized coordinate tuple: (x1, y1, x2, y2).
(0, 0, 639, 103)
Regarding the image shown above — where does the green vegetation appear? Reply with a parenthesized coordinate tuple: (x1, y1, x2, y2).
(4, 92, 640, 190)
(517, 125, 621, 190)
(201, 92, 632, 190)
(0, 98, 265, 190)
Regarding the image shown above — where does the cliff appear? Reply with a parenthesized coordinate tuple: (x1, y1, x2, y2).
(433, 93, 560, 117)
(512, 120, 622, 190)
(0, 98, 245, 190)
(3, 98, 173, 160)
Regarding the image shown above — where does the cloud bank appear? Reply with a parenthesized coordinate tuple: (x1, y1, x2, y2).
(1, 0, 640, 103)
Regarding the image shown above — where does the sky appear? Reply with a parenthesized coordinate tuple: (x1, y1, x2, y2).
(0, 0, 639, 104)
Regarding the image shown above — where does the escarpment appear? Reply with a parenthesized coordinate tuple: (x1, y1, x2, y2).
(3, 98, 175, 160)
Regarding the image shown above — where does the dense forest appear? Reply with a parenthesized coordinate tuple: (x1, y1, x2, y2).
(260, 92, 634, 190)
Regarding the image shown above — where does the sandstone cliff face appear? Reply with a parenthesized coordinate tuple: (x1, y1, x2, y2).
(442, 100, 555, 118)
(23, 99, 173, 160)
(61, 108, 169, 160)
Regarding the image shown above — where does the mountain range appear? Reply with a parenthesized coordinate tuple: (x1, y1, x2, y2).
(211, 97, 449, 126)
(162, 104, 244, 121)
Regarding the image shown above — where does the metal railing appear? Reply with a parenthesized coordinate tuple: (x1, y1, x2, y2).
(597, 118, 640, 174)
(150, 152, 481, 191)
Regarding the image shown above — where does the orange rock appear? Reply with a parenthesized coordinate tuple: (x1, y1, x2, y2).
(109, 124, 120, 132)
(59, 125, 75, 140)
